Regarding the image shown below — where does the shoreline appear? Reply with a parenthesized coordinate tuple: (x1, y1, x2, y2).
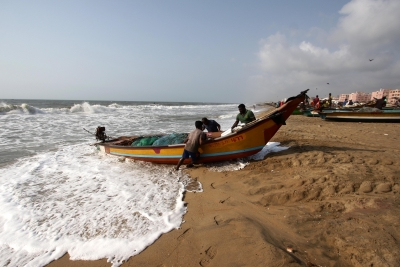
(47, 113, 400, 267)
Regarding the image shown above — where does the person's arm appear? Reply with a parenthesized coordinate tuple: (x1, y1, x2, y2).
(216, 122, 221, 131)
(199, 133, 207, 145)
(231, 120, 239, 130)
(183, 137, 189, 144)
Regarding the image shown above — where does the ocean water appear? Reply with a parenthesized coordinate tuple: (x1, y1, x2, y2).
(0, 99, 287, 266)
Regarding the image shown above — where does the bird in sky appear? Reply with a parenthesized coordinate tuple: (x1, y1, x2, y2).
(327, 83, 329, 85)
(369, 59, 374, 61)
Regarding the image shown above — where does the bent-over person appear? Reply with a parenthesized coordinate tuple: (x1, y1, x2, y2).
(201, 117, 221, 132)
(176, 121, 207, 170)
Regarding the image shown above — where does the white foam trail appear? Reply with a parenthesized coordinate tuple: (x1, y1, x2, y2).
(206, 142, 288, 172)
(248, 142, 288, 160)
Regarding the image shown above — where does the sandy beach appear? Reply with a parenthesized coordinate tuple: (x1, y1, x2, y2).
(47, 112, 400, 267)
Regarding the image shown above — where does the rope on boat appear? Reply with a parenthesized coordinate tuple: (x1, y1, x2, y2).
(83, 128, 96, 136)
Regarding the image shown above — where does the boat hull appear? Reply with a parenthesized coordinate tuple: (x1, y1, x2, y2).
(97, 119, 283, 164)
(319, 111, 400, 122)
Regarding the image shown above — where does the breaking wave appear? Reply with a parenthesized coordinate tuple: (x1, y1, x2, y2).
(0, 102, 44, 115)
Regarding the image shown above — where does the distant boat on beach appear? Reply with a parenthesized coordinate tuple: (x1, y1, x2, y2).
(95, 90, 310, 164)
(319, 108, 400, 122)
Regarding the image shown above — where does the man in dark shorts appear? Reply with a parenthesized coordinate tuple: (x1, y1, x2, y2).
(231, 104, 256, 130)
(176, 121, 207, 170)
(201, 117, 221, 132)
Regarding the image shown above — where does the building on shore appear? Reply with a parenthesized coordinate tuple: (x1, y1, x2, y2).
(371, 88, 390, 100)
(338, 94, 349, 102)
(348, 91, 371, 103)
(337, 88, 399, 105)
(388, 89, 400, 105)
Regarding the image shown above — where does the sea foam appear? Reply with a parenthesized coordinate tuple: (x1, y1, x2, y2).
(0, 144, 189, 267)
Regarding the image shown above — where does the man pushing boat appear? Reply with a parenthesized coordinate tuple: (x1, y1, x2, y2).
(175, 121, 208, 170)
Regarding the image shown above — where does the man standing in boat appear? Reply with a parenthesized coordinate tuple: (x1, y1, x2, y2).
(374, 96, 387, 110)
(176, 121, 207, 170)
(231, 104, 256, 131)
(313, 95, 320, 107)
(201, 117, 221, 132)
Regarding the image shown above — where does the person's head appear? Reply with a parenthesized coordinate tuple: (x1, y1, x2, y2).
(316, 95, 319, 98)
(238, 104, 246, 114)
(195, 121, 203, 129)
(201, 117, 209, 125)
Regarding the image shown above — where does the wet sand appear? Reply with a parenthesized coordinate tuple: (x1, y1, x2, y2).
(47, 113, 400, 267)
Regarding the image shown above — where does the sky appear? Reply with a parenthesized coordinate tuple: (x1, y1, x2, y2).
(1, 0, 399, 103)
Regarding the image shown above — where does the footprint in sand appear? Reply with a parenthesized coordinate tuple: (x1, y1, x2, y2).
(177, 228, 193, 241)
(359, 181, 373, 193)
(214, 215, 224, 225)
(376, 183, 392, 193)
(199, 246, 217, 266)
(206, 246, 217, 259)
(219, 197, 230, 204)
(339, 183, 354, 194)
(358, 182, 392, 193)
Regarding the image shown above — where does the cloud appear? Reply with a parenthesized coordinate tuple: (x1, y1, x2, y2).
(333, 0, 400, 49)
(253, 0, 400, 101)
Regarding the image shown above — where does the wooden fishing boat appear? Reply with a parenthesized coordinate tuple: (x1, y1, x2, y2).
(302, 106, 398, 117)
(95, 90, 309, 164)
(319, 109, 400, 122)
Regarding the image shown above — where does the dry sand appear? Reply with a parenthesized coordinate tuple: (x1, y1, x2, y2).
(47, 113, 400, 267)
